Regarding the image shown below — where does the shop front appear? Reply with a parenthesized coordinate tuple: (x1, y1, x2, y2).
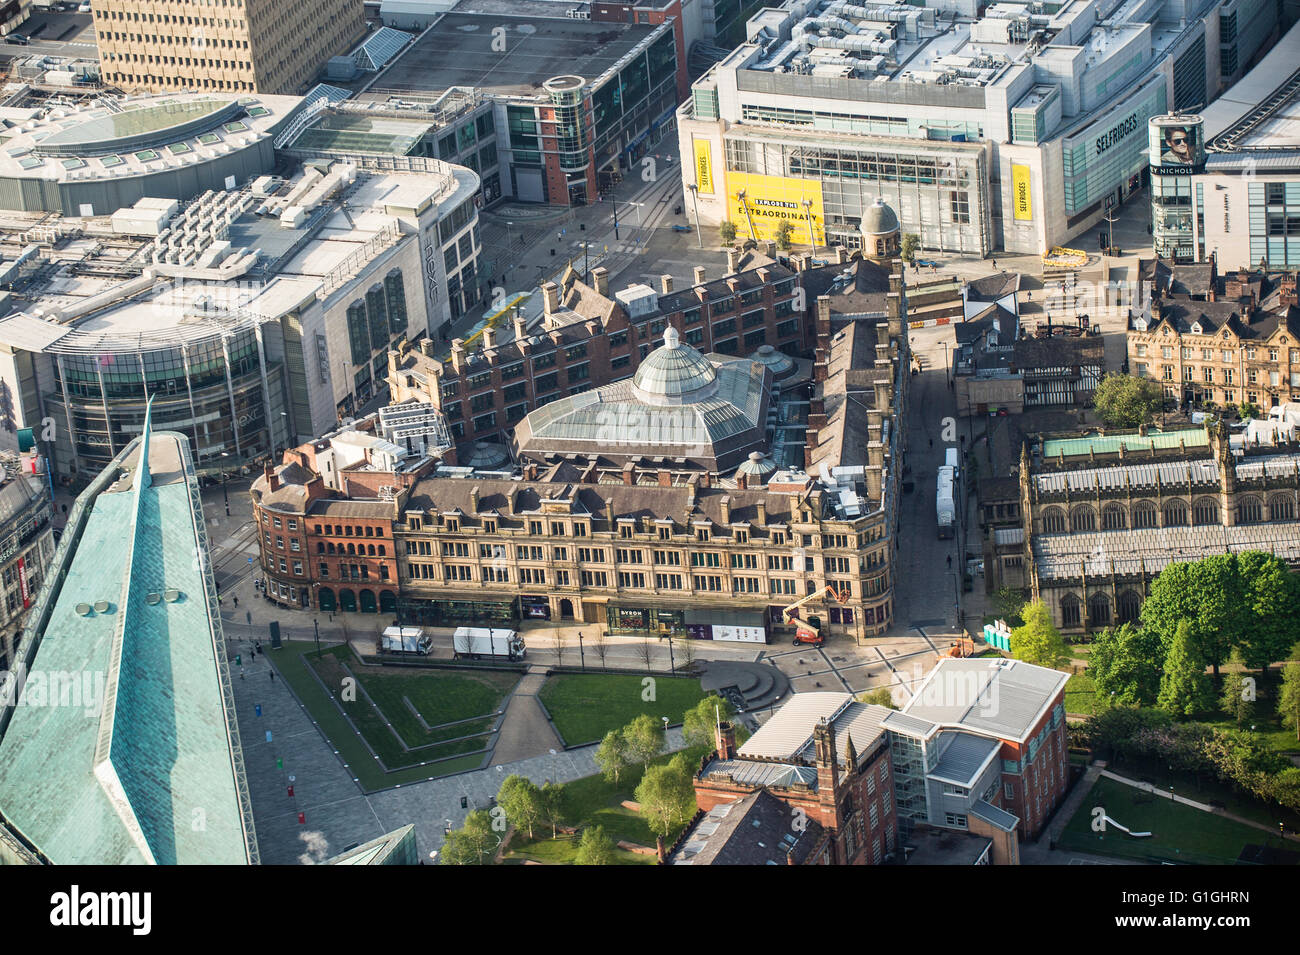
(520, 595, 552, 621)
(396, 595, 519, 627)
(606, 605, 686, 636)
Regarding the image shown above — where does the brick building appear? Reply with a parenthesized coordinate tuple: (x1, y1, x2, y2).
(386, 249, 809, 462)
(1128, 258, 1300, 410)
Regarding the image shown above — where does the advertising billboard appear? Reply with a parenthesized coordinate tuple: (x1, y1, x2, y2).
(693, 138, 714, 195)
(1149, 116, 1205, 175)
(1012, 164, 1033, 221)
(728, 172, 825, 244)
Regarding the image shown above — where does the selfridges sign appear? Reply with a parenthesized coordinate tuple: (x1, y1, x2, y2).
(1095, 112, 1141, 157)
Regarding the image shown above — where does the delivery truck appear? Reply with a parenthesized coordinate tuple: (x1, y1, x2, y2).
(453, 626, 526, 661)
(380, 626, 431, 655)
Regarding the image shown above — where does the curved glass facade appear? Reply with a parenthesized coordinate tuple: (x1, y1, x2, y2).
(47, 328, 285, 479)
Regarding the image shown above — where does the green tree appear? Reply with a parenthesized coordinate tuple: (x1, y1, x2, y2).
(1219, 650, 1255, 728)
(1269, 768, 1300, 812)
(1141, 555, 1250, 678)
(439, 809, 496, 865)
(857, 687, 898, 709)
(1010, 599, 1070, 670)
(991, 586, 1027, 624)
(900, 232, 919, 265)
(718, 220, 738, 245)
(774, 217, 795, 251)
(634, 761, 697, 839)
(496, 774, 542, 840)
(1278, 645, 1300, 741)
(1235, 551, 1300, 671)
(1158, 620, 1214, 717)
(538, 782, 566, 839)
(574, 825, 617, 865)
(594, 729, 630, 786)
(622, 713, 664, 770)
(1089, 623, 1164, 707)
(1238, 401, 1261, 420)
(681, 694, 734, 751)
(1091, 373, 1164, 428)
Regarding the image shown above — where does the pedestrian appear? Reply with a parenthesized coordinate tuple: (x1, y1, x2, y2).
(239, 671, 245, 680)
(991, 258, 996, 269)
(947, 555, 952, 568)
(233, 595, 239, 607)
(929, 438, 933, 448)
(269, 671, 275, 681)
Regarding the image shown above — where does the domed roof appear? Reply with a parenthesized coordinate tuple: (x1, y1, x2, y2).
(464, 440, 509, 469)
(861, 197, 900, 236)
(631, 326, 720, 406)
(748, 343, 795, 379)
(735, 450, 777, 480)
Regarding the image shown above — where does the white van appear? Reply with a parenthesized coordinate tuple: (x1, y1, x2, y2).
(944, 446, 960, 478)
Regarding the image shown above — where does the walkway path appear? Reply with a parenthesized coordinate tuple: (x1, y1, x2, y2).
(489, 667, 563, 765)
(1098, 767, 1298, 842)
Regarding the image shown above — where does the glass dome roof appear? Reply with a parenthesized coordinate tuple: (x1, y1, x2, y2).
(631, 327, 720, 407)
(747, 343, 795, 379)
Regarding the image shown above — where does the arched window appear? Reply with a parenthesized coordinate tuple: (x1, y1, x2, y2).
(1163, 499, 1188, 527)
(1236, 496, 1262, 524)
(326, 542, 336, 555)
(347, 543, 356, 555)
(1193, 497, 1219, 526)
(1042, 507, 1066, 533)
(1088, 592, 1112, 628)
(316, 542, 325, 554)
(368, 544, 376, 556)
(1102, 504, 1126, 530)
(378, 545, 386, 556)
(1060, 593, 1081, 628)
(1117, 590, 1142, 623)
(1070, 505, 1096, 532)
(1269, 494, 1296, 521)
(1132, 500, 1157, 529)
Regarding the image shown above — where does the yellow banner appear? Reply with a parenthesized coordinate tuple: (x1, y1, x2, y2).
(1012, 164, 1032, 221)
(728, 172, 825, 244)
(694, 139, 714, 195)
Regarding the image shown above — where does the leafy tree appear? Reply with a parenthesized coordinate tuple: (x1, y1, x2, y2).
(574, 825, 616, 865)
(1083, 706, 1174, 761)
(718, 220, 738, 245)
(440, 809, 496, 865)
(496, 774, 542, 840)
(900, 232, 919, 265)
(1158, 620, 1214, 717)
(1238, 401, 1261, 420)
(1091, 373, 1164, 428)
(634, 761, 697, 839)
(1279, 645, 1300, 741)
(1089, 623, 1164, 707)
(1141, 555, 1251, 678)
(623, 713, 665, 770)
(774, 217, 795, 251)
(1010, 599, 1070, 670)
(1235, 552, 1300, 671)
(1219, 650, 1255, 728)
(1269, 768, 1300, 812)
(991, 586, 1027, 624)
(681, 694, 734, 751)
(594, 729, 630, 786)
(538, 782, 566, 839)
(857, 687, 898, 709)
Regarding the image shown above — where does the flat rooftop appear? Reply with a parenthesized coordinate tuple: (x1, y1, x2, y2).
(1204, 20, 1300, 150)
(371, 12, 658, 98)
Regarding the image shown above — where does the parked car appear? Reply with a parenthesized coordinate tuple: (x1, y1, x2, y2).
(5, 34, 31, 45)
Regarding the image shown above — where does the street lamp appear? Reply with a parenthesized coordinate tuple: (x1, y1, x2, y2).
(220, 451, 230, 516)
(801, 197, 817, 253)
(578, 630, 585, 671)
(577, 241, 592, 285)
(686, 182, 703, 249)
(314, 617, 321, 658)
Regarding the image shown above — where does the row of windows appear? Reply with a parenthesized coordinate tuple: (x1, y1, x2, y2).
(1040, 494, 1296, 532)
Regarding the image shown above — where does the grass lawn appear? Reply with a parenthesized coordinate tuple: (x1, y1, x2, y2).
(269, 642, 514, 791)
(1202, 717, 1300, 758)
(539, 672, 707, 746)
(1059, 777, 1293, 865)
(1104, 757, 1300, 831)
(501, 745, 710, 865)
(1064, 670, 1099, 715)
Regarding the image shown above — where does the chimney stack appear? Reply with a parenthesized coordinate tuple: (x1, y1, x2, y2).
(592, 266, 610, 297)
(755, 500, 767, 525)
(513, 313, 527, 341)
(469, 485, 480, 514)
(420, 338, 437, 357)
(657, 469, 672, 488)
(542, 281, 560, 315)
(835, 246, 848, 264)
(622, 462, 636, 486)
(450, 339, 466, 372)
(720, 494, 731, 525)
(264, 464, 279, 492)
(726, 247, 740, 275)
(481, 327, 496, 350)
(693, 266, 707, 286)
(660, 274, 674, 295)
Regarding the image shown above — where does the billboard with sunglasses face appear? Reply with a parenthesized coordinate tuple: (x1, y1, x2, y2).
(1149, 116, 1204, 173)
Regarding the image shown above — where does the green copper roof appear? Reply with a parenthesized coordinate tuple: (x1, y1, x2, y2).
(0, 421, 255, 865)
(1041, 428, 1209, 458)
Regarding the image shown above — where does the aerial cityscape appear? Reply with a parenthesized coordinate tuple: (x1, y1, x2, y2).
(0, 0, 1296, 895)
